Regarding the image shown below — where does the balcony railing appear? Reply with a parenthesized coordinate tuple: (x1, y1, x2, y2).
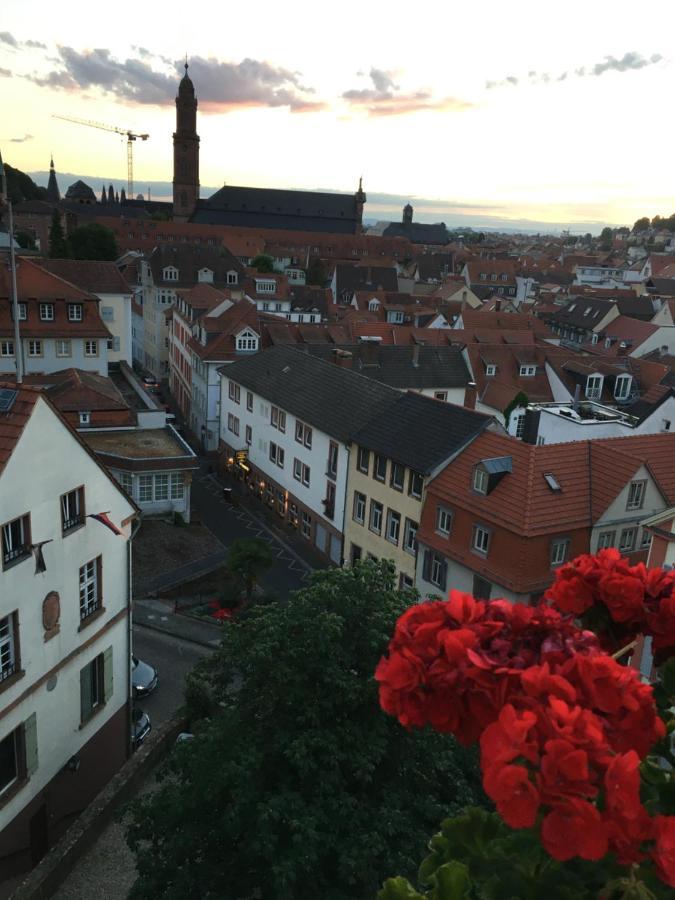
(2, 544, 29, 567)
(63, 514, 85, 533)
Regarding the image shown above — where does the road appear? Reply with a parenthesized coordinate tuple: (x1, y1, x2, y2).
(191, 467, 315, 602)
(53, 628, 212, 900)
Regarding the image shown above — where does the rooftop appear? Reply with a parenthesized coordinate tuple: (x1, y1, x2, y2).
(83, 427, 194, 460)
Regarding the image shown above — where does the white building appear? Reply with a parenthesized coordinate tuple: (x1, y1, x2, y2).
(0, 385, 137, 882)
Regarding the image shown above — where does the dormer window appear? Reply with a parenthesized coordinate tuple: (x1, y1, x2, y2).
(585, 374, 603, 400)
(485, 363, 496, 376)
(480, 273, 486, 280)
(519, 365, 536, 377)
(236, 329, 259, 352)
(255, 279, 276, 294)
(473, 467, 488, 494)
(163, 266, 179, 281)
(198, 268, 214, 283)
(591, 333, 599, 345)
(473, 457, 512, 495)
(491, 273, 497, 281)
(227, 270, 238, 285)
(614, 374, 632, 401)
(501, 273, 508, 281)
(568, 303, 577, 312)
(368, 299, 380, 311)
(583, 306, 592, 316)
(604, 337, 612, 349)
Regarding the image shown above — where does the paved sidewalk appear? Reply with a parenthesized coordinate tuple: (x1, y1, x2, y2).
(138, 550, 229, 596)
(134, 598, 224, 649)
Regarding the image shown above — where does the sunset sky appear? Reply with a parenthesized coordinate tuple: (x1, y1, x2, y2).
(1, 0, 673, 231)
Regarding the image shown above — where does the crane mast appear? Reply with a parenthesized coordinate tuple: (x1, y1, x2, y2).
(52, 115, 149, 196)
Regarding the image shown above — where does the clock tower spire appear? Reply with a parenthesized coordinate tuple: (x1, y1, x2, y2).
(173, 60, 200, 221)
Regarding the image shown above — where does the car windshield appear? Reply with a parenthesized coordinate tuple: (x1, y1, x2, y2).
(132, 655, 139, 668)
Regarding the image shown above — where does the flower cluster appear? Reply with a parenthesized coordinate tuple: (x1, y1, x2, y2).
(376, 584, 675, 885)
(545, 548, 675, 660)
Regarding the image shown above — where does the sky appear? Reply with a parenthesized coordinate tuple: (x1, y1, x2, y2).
(1, 0, 674, 232)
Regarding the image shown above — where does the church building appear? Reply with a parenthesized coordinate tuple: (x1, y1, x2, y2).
(172, 63, 366, 234)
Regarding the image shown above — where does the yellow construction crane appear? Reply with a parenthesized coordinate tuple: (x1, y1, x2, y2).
(52, 114, 149, 197)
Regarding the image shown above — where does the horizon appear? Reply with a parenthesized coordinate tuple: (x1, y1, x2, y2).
(2, 0, 674, 232)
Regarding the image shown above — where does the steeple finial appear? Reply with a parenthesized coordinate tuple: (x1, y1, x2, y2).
(50, 154, 54, 170)
(358, 175, 363, 192)
(185, 54, 188, 74)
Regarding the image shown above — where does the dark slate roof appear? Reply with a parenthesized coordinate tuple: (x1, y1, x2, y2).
(149, 243, 244, 287)
(335, 264, 398, 296)
(615, 297, 658, 320)
(191, 186, 359, 234)
(288, 286, 330, 314)
(351, 391, 491, 474)
(546, 297, 614, 329)
(65, 180, 96, 202)
(220, 345, 401, 442)
(382, 221, 451, 245)
(646, 278, 675, 297)
(300, 343, 471, 389)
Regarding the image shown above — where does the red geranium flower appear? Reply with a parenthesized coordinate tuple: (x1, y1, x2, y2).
(651, 816, 675, 888)
(483, 763, 540, 829)
(541, 799, 609, 861)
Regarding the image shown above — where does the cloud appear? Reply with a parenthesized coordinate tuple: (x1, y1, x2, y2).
(9, 134, 33, 143)
(24, 40, 46, 49)
(0, 67, 11, 78)
(23, 47, 323, 113)
(343, 67, 471, 116)
(485, 50, 664, 90)
(0, 32, 18, 47)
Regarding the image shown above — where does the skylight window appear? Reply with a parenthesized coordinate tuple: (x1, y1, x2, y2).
(583, 307, 592, 316)
(544, 473, 562, 492)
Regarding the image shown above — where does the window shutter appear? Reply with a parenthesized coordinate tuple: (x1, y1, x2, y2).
(97, 556, 103, 604)
(439, 559, 448, 592)
(24, 713, 38, 777)
(422, 549, 431, 581)
(80, 664, 92, 722)
(103, 646, 114, 702)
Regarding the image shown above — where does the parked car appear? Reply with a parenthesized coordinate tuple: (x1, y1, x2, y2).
(132, 707, 151, 748)
(132, 655, 158, 697)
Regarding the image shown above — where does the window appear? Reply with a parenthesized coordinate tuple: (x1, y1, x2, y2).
(327, 441, 339, 479)
(0, 341, 13, 357)
(68, 303, 83, 322)
(163, 266, 179, 281)
(627, 480, 646, 511)
(597, 531, 615, 550)
(228, 381, 241, 403)
(256, 280, 276, 294)
(436, 506, 453, 535)
(16, 302, 26, 321)
(27, 340, 42, 357)
(585, 375, 603, 400)
(0, 716, 37, 796)
(434, 391, 448, 401)
(295, 421, 313, 448)
(485, 363, 496, 376)
(79, 412, 90, 426)
(2, 514, 31, 568)
(353, 491, 366, 524)
(470, 575, 490, 599)
(101, 305, 114, 321)
(116, 471, 133, 495)
(79, 557, 102, 622)
(386, 509, 401, 545)
(39, 303, 54, 321)
(408, 471, 423, 499)
(472, 524, 491, 555)
(170, 473, 184, 500)
(245, 424, 252, 446)
(519, 365, 536, 377)
(619, 528, 637, 553)
(227, 413, 240, 436)
(293, 458, 310, 487)
(84, 340, 98, 357)
(369, 500, 383, 534)
(246, 391, 253, 412)
(56, 339, 71, 357)
(138, 474, 153, 503)
(0, 614, 19, 683)
(390, 462, 405, 491)
(591, 333, 599, 345)
(271, 406, 286, 433)
(640, 530, 652, 550)
(269, 441, 285, 468)
(324, 482, 336, 519)
(61, 487, 85, 533)
(301, 511, 312, 539)
(236, 333, 258, 351)
(423, 550, 447, 590)
(473, 467, 488, 494)
(374, 454, 387, 482)
(154, 474, 169, 501)
(615, 375, 632, 401)
(357, 447, 370, 474)
(403, 518, 418, 554)
(515, 413, 526, 439)
(227, 271, 238, 285)
(550, 538, 569, 567)
(80, 648, 112, 723)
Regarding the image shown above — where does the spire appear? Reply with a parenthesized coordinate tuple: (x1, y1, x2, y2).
(46, 155, 61, 202)
(108, 184, 114, 203)
(120, 187, 126, 203)
(101, 185, 107, 204)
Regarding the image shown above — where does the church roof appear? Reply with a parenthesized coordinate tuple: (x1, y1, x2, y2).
(382, 221, 451, 245)
(65, 179, 96, 201)
(47, 158, 60, 203)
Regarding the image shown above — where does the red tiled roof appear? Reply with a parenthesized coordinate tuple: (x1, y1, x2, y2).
(33, 258, 131, 295)
(0, 384, 41, 475)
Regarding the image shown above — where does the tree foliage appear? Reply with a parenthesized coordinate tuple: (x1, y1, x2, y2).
(48, 210, 69, 258)
(126, 561, 485, 900)
(67, 222, 119, 260)
(226, 537, 274, 601)
(2, 162, 48, 204)
(251, 253, 274, 273)
(633, 217, 651, 233)
(306, 256, 327, 286)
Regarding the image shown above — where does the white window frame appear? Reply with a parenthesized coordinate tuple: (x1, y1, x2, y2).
(619, 527, 637, 553)
(353, 492, 366, 524)
(84, 340, 98, 357)
(585, 375, 603, 400)
(27, 340, 42, 357)
(403, 518, 418, 554)
(386, 509, 401, 545)
(0, 614, 17, 682)
(519, 365, 536, 377)
(550, 538, 569, 567)
(614, 375, 632, 401)
(79, 558, 100, 621)
(472, 524, 491, 555)
(68, 303, 83, 322)
(0, 341, 14, 357)
(56, 338, 71, 357)
(369, 500, 383, 535)
(473, 467, 488, 494)
(170, 473, 184, 500)
(626, 480, 646, 511)
(79, 412, 90, 426)
(436, 506, 452, 535)
(39, 303, 54, 321)
(485, 364, 496, 376)
(597, 530, 615, 549)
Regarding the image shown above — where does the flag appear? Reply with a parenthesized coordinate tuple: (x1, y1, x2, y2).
(31, 540, 53, 575)
(88, 512, 124, 536)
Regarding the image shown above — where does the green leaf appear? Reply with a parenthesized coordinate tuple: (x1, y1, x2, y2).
(377, 876, 427, 900)
(658, 657, 675, 698)
(430, 861, 470, 900)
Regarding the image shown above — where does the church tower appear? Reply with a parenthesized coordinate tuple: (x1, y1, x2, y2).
(47, 156, 61, 203)
(173, 61, 200, 222)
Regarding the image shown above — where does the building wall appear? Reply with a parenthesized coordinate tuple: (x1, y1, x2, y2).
(591, 465, 667, 554)
(0, 338, 108, 378)
(629, 326, 675, 358)
(344, 445, 423, 586)
(0, 398, 134, 876)
(108, 467, 191, 522)
(524, 399, 675, 445)
(97, 292, 133, 365)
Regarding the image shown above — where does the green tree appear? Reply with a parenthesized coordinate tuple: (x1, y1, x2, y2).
(126, 561, 485, 900)
(251, 253, 274, 273)
(15, 230, 36, 250)
(633, 216, 650, 233)
(226, 537, 273, 602)
(599, 226, 613, 251)
(48, 210, 69, 258)
(67, 222, 119, 260)
(306, 256, 327, 286)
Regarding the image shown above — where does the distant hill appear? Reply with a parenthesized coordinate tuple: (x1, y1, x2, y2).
(3, 163, 48, 204)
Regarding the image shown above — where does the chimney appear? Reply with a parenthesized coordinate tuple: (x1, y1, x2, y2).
(464, 381, 477, 409)
(331, 348, 353, 369)
(495, 298, 501, 311)
(412, 343, 421, 368)
(361, 341, 380, 368)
